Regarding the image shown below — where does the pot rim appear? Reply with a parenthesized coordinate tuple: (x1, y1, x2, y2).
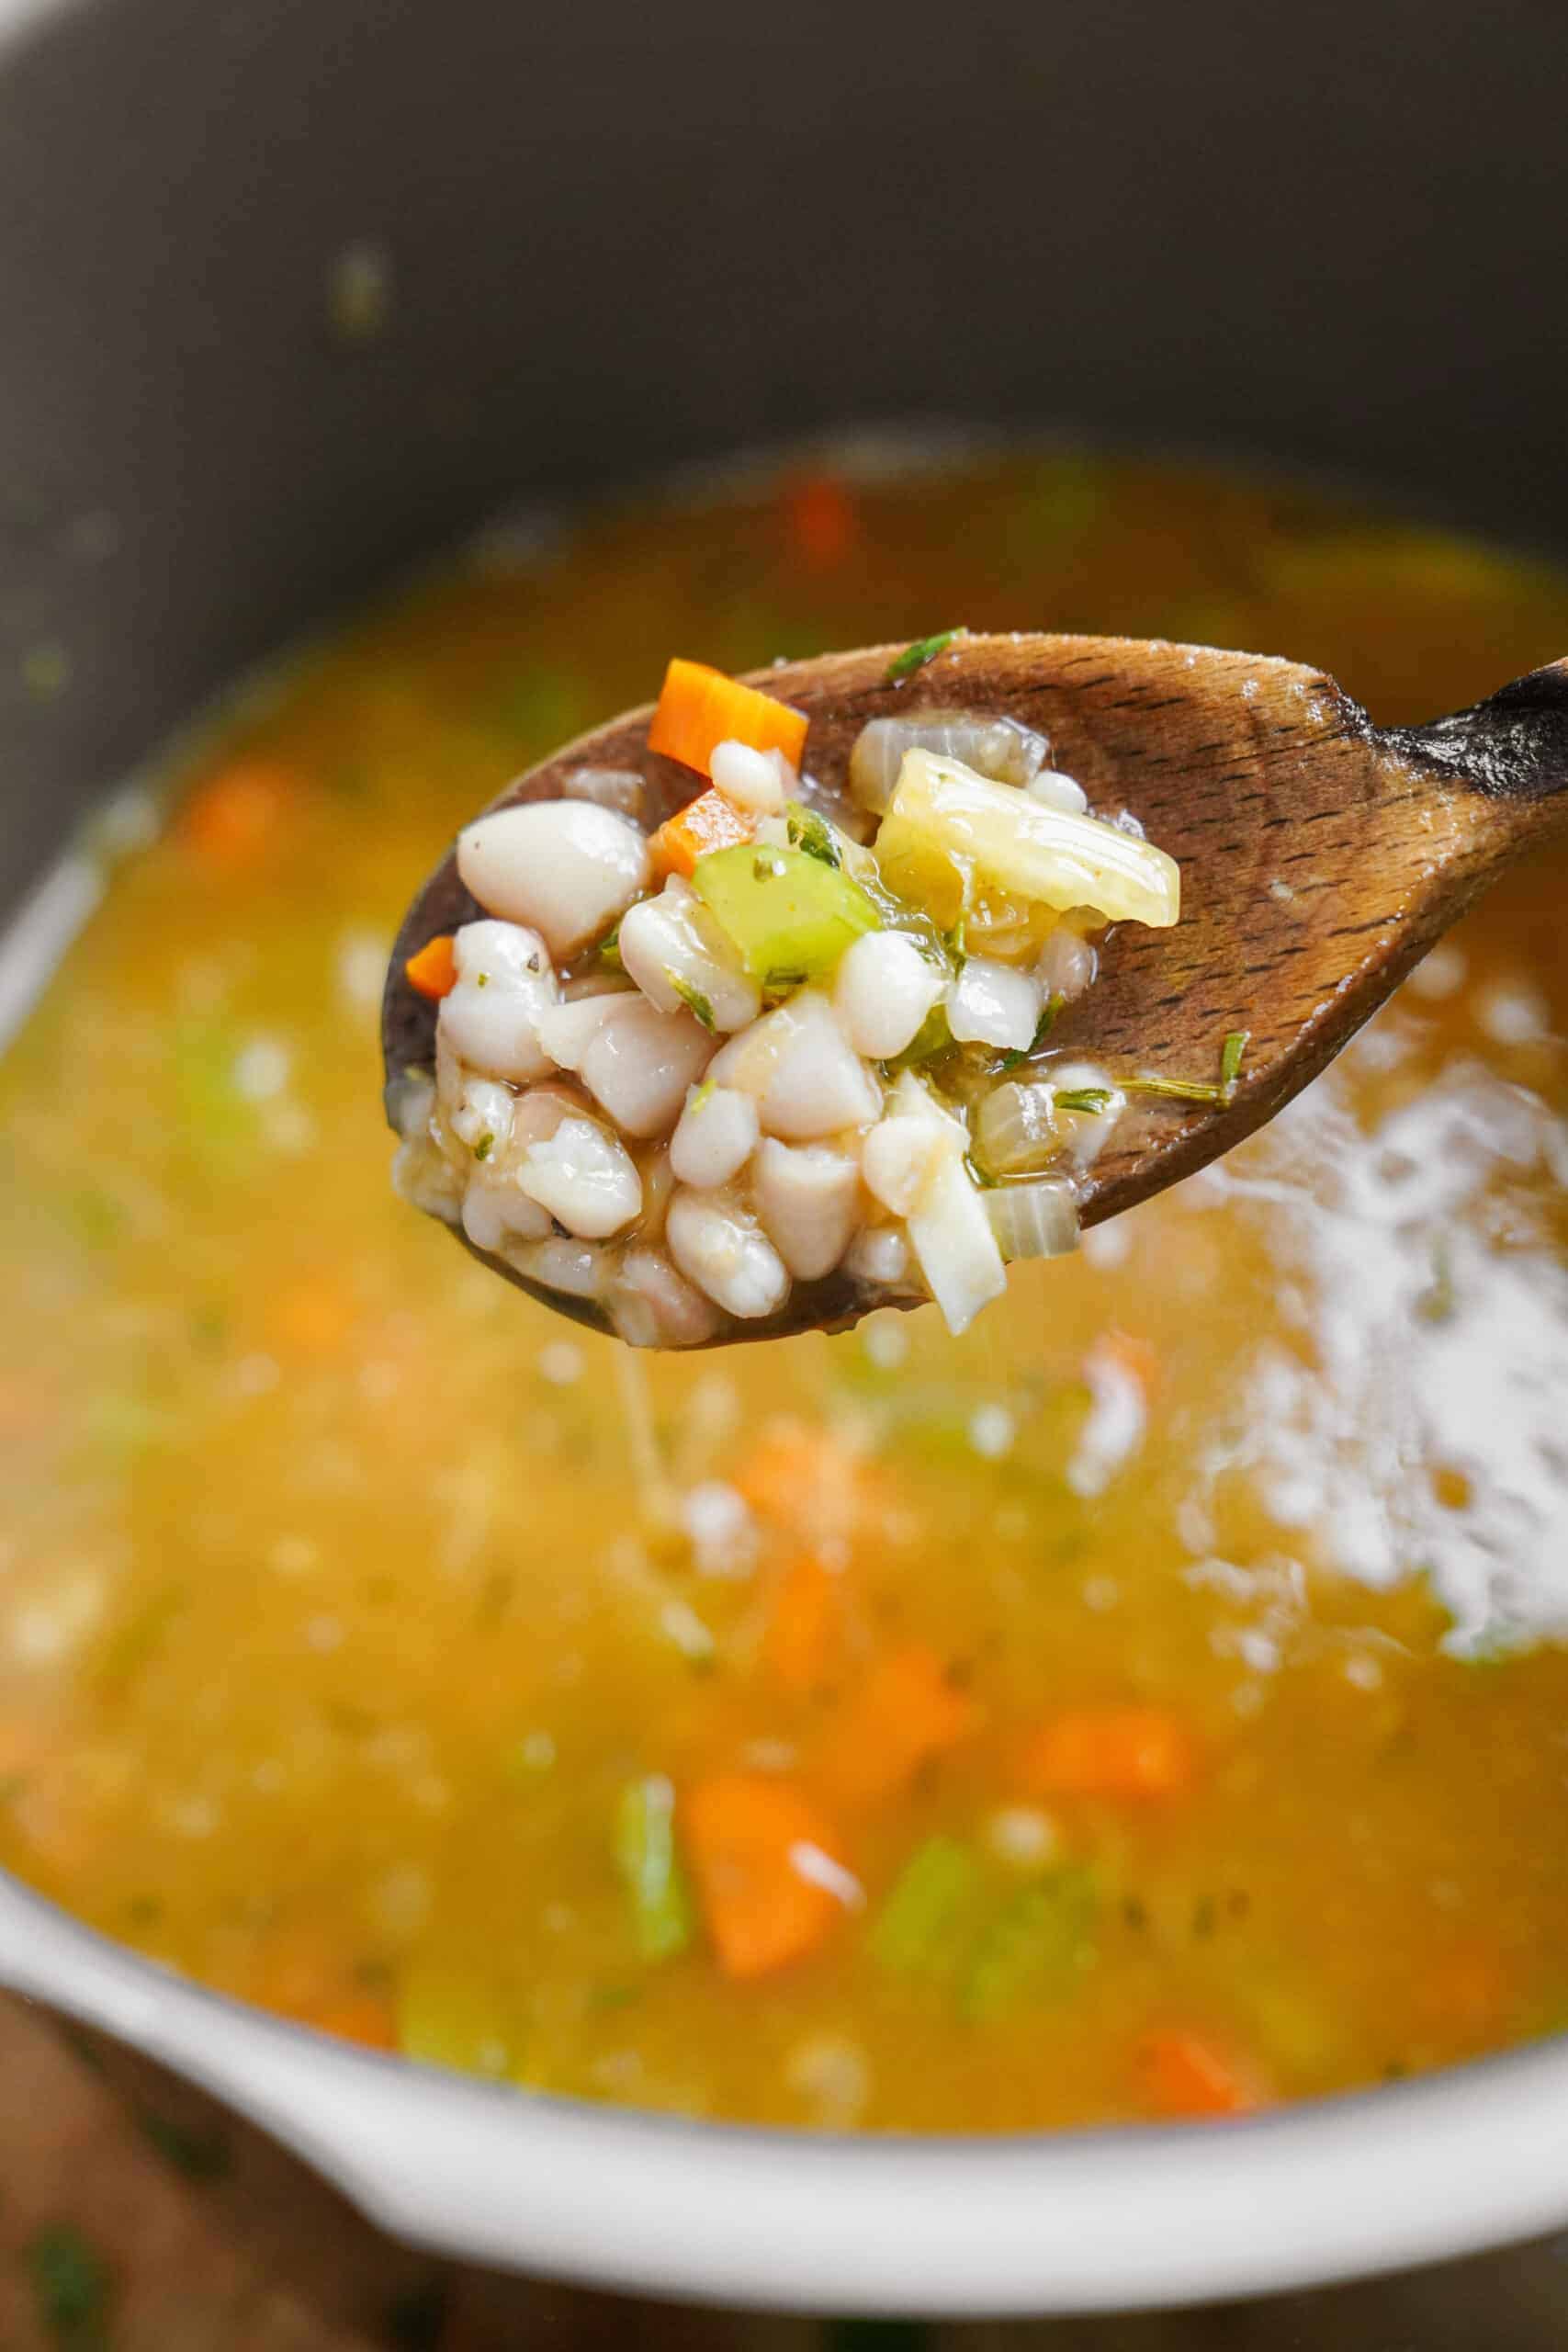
(5, 1863, 1567, 2314)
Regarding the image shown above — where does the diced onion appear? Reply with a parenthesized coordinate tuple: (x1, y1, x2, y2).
(851, 711, 1050, 813)
(983, 1180, 1079, 1262)
(973, 1080, 1060, 1178)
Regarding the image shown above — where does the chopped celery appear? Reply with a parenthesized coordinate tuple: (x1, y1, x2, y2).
(872, 1836, 983, 1977)
(613, 1773, 694, 1963)
(875, 750, 1180, 932)
(960, 1866, 1096, 2022)
(691, 843, 881, 984)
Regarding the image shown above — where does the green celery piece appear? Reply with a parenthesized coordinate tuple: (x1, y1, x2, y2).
(872, 1837, 983, 1977)
(960, 1866, 1097, 2023)
(614, 1773, 694, 1963)
(692, 844, 881, 983)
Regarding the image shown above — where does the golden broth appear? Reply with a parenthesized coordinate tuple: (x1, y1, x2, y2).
(3, 446, 1568, 2129)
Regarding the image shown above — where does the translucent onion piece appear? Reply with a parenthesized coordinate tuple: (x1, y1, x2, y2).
(850, 711, 1050, 814)
(973, 1080, 1060, 1178)
(983, 1179, 1079, 1262)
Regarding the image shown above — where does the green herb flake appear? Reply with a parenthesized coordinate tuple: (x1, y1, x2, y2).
(960, 1866, 1097, 2023)
(998, 992, 1064, 1071)
(885, 626, 968, 685)
(686, 1077, 716, 1116)
(1053, 1086, 1113, 1116)
(667, 972, 716, 1033)
(1221, 1028, 1250, 1098)
(872, 1837, 983, 1977)
(1123, 1072, 1226, 1105)
(785, 802, 841, 867)
(763, 967, 810, 994)
(472, 1132, 495, 1162)
(613, 1773, 694, 1964)
(596, 924, 624, 973)
(27, 2222, 111, 2349)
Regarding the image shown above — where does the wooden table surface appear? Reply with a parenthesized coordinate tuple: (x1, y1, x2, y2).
(4, 1989, 1568, 2350)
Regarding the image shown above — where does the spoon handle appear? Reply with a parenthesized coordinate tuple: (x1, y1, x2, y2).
(1386, 657, 1568, 808)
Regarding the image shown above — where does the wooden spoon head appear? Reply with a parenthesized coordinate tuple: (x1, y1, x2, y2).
(383, 631, 1494, 1344)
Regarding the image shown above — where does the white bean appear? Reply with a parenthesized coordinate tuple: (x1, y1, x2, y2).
(447, 1074, 514, 1156)
(667, 1189, 790, 1319)
(540, 993, 714, 1137)
(461, 1171, 552, 1251)
(844, 1224, 913, 1287)
(753, 1139, 863, 1280)
(606, 1248, 722, 1349)
(518, 1115, 643, 1238)
(1024, 769, 1089, 815)
(709, 991, 882, 1140)
(438, 921, 558, 1083)
(617, 877, 761, 1032)
(508, 1235, 606, 1298)
(833, 931, 945, 1059)
(457, 801, 649, 957)
(1033, 924, 1098, 1002)
(670, 1084, 760, 1188)
(709, 738, 794, 815)
(947, 956, 1043, 1051)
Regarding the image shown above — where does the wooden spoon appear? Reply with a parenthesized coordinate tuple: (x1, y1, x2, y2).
(382, 632, 1568, 1342)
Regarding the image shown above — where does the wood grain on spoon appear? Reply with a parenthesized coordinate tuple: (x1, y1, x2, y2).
(383, 632, 1568, 1335)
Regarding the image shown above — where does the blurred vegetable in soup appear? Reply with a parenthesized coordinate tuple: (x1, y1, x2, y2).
(3, 446, 1568, 2132)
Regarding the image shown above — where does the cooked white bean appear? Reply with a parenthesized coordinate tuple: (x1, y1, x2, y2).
(752, 1139, 862, 1280)
(850, 711, 1049, 813)
(667, 1189, 790, 1319)
(447, 1074, 515, 1156)
(709, 991, 882, 1140)
(833, 931, 945, 1059)
(606, 1247, 721, 1349)
(457, 801, 649, 957)
(947, 956, 1043, 1051)
(1033, 924, 1098, 1002)
(385, 1068, 435, 1144)
(508, 1235, 606, 1298)
(540, 993, 714, 1137)
(518, 1115, 643, 1238)
(1024, 769, 1089, 815)
(843, 1224, 914, 1287)
(461, 1170, 552, 1251)
(391, 1132, 464, 1223)
(438, 921, 558, 1083)
(670, 1083, 760, 1189)
(709, 738, 793, 815)
(617, 877, 761, 1032)
(536, 993, 622, 1069)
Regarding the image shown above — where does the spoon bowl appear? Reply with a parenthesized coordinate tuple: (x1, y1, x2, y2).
(384, 632, 1568, 1342)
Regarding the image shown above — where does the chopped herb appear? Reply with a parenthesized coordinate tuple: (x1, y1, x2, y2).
(998, 992, 1064, 1070)
(752, 853, 788, 881)
(964, 1152, 998, 1191)
(944, 914, 967, 961)
(785, 802, 841, 866)
(686, 1077, 716, 1116)
(872, 1837, 983, 1977)
(1123, 1072, 1226, 1105)
(613, 1774, 694, 1963)
(763, 967, 810, 994)
(667, 972, 716, 1032)
(885, 626, 967, 684)
(596, 924, 623, 973)
(135, 2106, 231, 2181)
(474, 971, 490, 989)
(960, 1866, 1097, 2022)
(1053, 1086, 1113, 1116)
(1221, 1028, 1250, 1098)
(472, 1132, 495, 1162)
(27, 2222, 111, 2349)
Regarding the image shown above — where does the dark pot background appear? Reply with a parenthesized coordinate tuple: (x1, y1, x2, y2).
(4, 0, 1568, 2332)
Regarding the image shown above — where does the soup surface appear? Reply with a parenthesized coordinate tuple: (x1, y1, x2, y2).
(4, 447, 1568, 2131)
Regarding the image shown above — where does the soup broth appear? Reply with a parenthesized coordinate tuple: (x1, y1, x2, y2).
(3, 447, 1568, 2130)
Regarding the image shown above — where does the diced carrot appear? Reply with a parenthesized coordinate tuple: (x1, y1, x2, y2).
(649, 786, 755, 879)
(784, 473, 858, 570)
(1020, 1708, 1194, 1802)
(822, 1645, 976, 1807)
(648, 658, 809, 780)
(761, 1552, 840, 1696)
(178, 762, 297, 865)
(682, 1773, 846, 1979)
(1134, 2027, 1263, 2120)
(733, 1420, 880, 1552)
(404, 933, 458, 1000)
(269, 1274, 357, 1358)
